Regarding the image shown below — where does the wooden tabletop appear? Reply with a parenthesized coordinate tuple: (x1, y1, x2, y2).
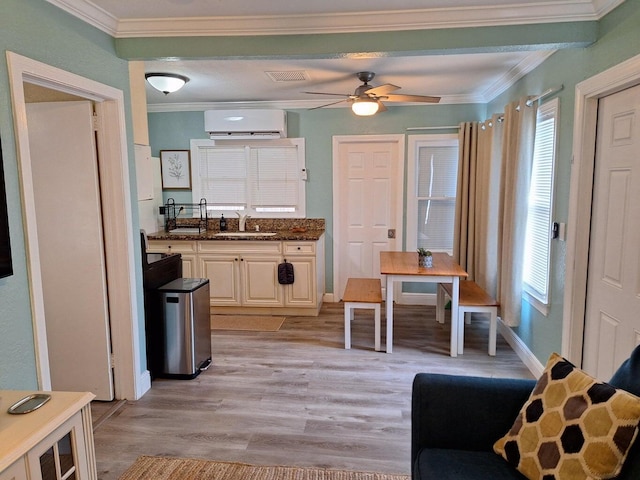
(380, 251, 468, 278)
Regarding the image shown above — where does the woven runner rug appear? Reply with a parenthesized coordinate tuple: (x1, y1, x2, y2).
(119, 456, 410, 480)
(210, 315, 285, 331)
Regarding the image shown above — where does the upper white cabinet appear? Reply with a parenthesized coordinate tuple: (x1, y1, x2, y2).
(135, 144, 153, 201)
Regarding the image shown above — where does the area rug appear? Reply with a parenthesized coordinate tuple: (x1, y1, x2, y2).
(119, 456, 410, 480)
(211, 315, 285, 332)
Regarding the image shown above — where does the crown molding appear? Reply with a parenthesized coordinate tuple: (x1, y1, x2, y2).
(46, 0, 625, 38)
(45, 0, 118, 35)
(480, 50, 557, 101)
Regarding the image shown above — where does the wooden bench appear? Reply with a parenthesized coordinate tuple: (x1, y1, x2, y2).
(437, 281, 499, 356)
(343, 278, 382, 351)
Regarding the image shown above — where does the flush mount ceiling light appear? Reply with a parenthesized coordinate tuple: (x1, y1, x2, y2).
(351, 97, 380, 116)
(145, 73, 189, 95)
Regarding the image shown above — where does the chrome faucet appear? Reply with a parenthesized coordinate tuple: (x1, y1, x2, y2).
(236, 212, 250, 231)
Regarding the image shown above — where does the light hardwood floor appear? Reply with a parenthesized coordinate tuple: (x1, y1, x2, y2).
(92, 302, 534, 479)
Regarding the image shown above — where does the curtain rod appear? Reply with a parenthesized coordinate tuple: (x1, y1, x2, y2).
(526, 85, 564, 107)
(407, 86, 563, 130)
(406, 125, 460, 131)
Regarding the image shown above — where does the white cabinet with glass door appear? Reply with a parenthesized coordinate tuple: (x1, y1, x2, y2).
(0, 391, 96, 480)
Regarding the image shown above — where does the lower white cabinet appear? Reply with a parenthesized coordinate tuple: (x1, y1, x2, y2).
(148, 236, 325, 315)
(282, 240, 322, 308)
(0, 459, 27, 480)
(0, 391, 96, 480)
(198, 241, 284, 307)
(146, 240, 197, 277)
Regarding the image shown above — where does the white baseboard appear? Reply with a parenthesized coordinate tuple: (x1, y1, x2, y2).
(498, 319, 545, 377)
(135, 370, 152, 400)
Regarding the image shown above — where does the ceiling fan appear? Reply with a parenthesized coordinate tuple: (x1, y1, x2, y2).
(304, 71, 440, 116)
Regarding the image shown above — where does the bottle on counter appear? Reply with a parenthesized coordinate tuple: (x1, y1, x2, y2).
(220, 214, 227, 231)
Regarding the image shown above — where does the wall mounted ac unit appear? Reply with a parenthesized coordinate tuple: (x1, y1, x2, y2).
(204, 109, 287, 140)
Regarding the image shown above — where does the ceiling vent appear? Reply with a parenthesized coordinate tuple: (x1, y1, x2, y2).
(204, 109, 287, 140)
(265, 70, 309, 82)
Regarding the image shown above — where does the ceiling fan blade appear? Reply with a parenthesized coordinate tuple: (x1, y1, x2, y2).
(382, 94, 441, 103)
(308, 99, 347, 110)
(365, 83, 400, 96)
(303, 91, 351, 97)
(377, 101, 388, 112)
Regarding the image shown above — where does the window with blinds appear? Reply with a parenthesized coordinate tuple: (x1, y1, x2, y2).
(523, 98, 559, 308)
(407, 135, 459, 255)
(190, 139, 306, 217)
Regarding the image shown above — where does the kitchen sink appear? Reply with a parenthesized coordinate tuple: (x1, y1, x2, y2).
(214, 232, 277, 237)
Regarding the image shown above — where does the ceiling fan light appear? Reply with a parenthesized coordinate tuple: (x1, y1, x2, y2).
(145, 73, 189, 95)
(352, 98, 379, 116)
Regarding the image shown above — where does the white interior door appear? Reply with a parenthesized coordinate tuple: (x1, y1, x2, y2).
(333, 136, 404, 300)
(583, 84, 640, 380)
(26, 101, 114, 400)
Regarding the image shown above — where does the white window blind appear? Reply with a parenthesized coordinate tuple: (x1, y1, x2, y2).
(249, 146, 299, 211)
(416, 144, 459, 252)
(198, 146, 247, 209)
(523, 98, 558, 306)
(190, 138, 306, 218)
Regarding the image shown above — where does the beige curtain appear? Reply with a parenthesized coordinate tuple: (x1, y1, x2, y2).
(497, 97, 538, 327)
(454, 115, 503, 298)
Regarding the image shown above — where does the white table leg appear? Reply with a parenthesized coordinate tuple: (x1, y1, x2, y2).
(385, 276, 394, 353)
(436, 283, 445, 324)
(450, 276, 459, 357)
(374, 304, 381, 352)
(344, 303, 351, 349)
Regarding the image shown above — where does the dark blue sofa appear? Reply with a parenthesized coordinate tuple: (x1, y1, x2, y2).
(411, 346, 640, 479)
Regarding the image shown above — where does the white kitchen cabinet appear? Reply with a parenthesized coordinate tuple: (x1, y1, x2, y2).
(0, 459, 27, 480)
(198, 241, 283, 307)
(146, 240, 197, 277)
(134, 144, 153, 201)
(282, 241, 317, 307)
(241, 254, 283, 306)
(147, 235, 324, 315)
(0, 391, 96, 480)
(199, 254, 241, 306)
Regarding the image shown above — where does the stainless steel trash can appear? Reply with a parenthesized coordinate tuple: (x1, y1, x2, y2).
(158, 278, 211, 379)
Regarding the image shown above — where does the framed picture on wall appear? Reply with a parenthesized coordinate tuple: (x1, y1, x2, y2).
(160, 150, 191, 189)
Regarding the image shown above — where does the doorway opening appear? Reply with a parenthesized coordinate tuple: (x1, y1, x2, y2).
(6, 51, 147, 400)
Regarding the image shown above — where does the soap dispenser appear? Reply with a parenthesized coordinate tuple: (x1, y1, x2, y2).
(220, 214, 227, 231)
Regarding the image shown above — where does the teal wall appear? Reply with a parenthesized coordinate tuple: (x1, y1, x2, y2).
(1, 0, 639, 386)
(486, 0, 640, 363)
(149, 103, 485, 294)
(0, 0, 144, 389)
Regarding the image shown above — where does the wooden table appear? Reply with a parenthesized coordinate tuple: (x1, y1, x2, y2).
(380, 251, 468, 356)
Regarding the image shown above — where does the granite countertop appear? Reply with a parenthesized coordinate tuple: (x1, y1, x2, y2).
(146, 218, 325, 242)
(146, 229, 325, 242)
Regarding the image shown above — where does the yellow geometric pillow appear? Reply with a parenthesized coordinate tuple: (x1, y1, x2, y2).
(494, 353, 640, 479)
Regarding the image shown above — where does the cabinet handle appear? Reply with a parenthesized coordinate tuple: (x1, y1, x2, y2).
(297, 246, 301, 250)
(235, 258, 238, 261)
